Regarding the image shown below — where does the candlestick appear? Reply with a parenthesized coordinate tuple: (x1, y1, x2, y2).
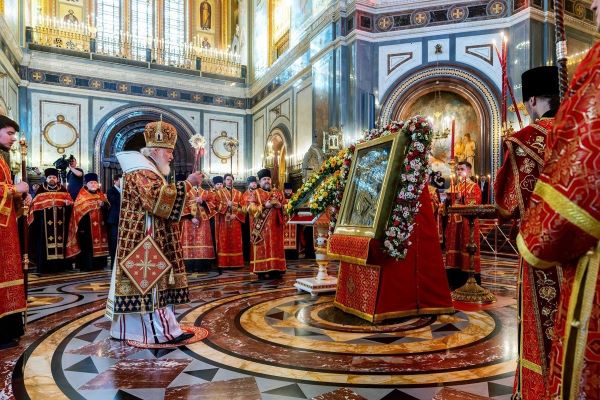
(450, 117, 456, 161)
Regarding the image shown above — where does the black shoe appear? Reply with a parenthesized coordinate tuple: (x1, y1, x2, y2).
(0, 339, 18, 349)
(164, 332, 194, 344)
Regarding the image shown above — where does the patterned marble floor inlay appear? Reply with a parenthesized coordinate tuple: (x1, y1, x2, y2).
(3, 258, 518, 399)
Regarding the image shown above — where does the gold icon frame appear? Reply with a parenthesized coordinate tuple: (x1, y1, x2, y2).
(334, 132, 409, 239)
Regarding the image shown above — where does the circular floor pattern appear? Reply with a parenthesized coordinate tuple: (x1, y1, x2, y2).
(20, 287, 516, 399)
(182, 288, 516, 385)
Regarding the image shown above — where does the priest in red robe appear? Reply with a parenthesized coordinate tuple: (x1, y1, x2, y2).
(518, 38, 600, 400)
(241, 175, 257, 262)
(66, 173, 109, 271)
(0, 115, 28, 348)
(445, 161, 482, 287)
(247, 168, 286, 278)
(213, 173, 245, 269)
(28, 167, 73, 274)
(494, 66, 560, 399)
(181, 184, 216, 272)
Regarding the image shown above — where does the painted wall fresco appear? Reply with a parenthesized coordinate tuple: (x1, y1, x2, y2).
(403, 90, 480, 177)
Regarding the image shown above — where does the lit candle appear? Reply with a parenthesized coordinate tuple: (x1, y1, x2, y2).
(450, 117, 455, 160)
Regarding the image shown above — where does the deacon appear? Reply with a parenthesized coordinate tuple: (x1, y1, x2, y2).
(181, 183, 216, 272)
(213, 173, 245, 269)
(445, 161, 482, 287)
(66, 173, 110, 271)
(106, 119, 203, 344)
(241, 175, 258, 262)
(247, 168, 286, 278)
(28, 167, 73, 274)
(517, 27, 600, 399)
(0, 115, 28, 347)
(494, 66, 560, 399)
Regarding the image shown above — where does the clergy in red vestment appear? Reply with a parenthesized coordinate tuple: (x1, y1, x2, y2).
(181, 184, 216, 272)
(241, 175, 257, 262)
(517, 35, 600, 400)
(213, 173, 245, 269)
(445, 161, 482, 287)
(494, 66, 560, 399)
(107, 119, 203, 344)
(0, 115, 28, 347)
(28, 168, 73, 274)
(247, 168, 286, 278)
(66, 173, 109, 271)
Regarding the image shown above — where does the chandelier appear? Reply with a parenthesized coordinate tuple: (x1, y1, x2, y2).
(428, 84, 451, 141)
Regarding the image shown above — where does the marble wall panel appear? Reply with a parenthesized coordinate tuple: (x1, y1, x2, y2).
(31, 92, 89, 170)
(295, 81, 313, 162)
(455, 33, 503, 90)
(252, 112, 266, 173)
(427, 38, 450, 63)
(378, 41, 422, 101)
(92, 99, 128, 129)
(204, 113, 245, 177)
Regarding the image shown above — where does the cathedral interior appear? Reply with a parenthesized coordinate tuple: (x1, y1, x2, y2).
(0, 0, 598, 399)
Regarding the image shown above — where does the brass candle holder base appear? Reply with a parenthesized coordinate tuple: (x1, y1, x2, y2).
(448, 204, 498, 304)
(451, 275, 496, 304)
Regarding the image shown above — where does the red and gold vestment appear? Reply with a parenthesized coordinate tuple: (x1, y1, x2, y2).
(445, 179, 482, 272)
(518, 42, 600, 400)
(181, 186, 215, 260)
(66, 187, 109, 258)
(0, 156, 26, 322)
(213, 187, 244, 268)
(494, 117, 561, 398)
(247, 188, 286, 273)
(28, 184, 72, 273)
(106, 161, 191, 317)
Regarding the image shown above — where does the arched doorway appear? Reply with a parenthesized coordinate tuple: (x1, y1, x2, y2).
(264, 128, 288, 189)
(379, 64, 501, 183)
(93, 105, 196, 188)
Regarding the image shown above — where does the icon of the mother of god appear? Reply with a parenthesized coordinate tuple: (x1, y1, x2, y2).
(347, 147, 389, 227)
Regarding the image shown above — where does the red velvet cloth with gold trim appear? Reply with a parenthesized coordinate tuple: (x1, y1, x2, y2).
(120, 235, 172, 295)
(330, 189, 454, 323)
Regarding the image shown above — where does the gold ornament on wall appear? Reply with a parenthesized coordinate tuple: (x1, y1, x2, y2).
(211, 131, 238, 164)
(43, 114, 79, 154)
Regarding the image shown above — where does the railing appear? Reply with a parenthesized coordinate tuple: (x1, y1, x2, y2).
(30, 19, 95, 53)
(479, 220, 519, 258)
(27, 19, 244, 79)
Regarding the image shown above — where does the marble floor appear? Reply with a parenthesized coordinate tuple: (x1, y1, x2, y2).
(1, 256, 519, 400)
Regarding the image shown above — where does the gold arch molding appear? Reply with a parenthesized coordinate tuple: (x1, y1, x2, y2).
(379, 65, 501, 193)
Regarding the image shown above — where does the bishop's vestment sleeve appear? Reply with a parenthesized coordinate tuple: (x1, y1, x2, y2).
(517, 45, 600, 269)
(130, 170, 190, 222)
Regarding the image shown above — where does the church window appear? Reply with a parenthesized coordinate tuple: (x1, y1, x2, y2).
(164, 0, 186, 66)
(96, 0, 121, 55)
(130, 0, 155, 61)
